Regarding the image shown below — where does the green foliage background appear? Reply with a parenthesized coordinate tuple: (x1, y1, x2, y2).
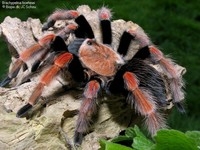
(0, 0, 199, 131)
(100, 125, 200, 150)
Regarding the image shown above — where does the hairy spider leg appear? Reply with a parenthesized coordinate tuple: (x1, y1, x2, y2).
(98, 7, 112, 45)
(31, 50, 50, 72)
(42, 8, 95, 38)
(42, 10, 79, 31)
(16, 52, 73, 118)
(109, 58, 168, 111)
(31, 24, 77, 72)
(117, 31, 135, 56)
(0, 24, 77, 87)
(128, 29, 185, 112)
(74, 80, 101, 145)
(116, 30, 150, 59)
(149, 46, 185, 112)
(56, 24, 78, 40)
(0, 60, 23, 87)
(31, 36, 68, 72)
(123, 72, 166, 135)
(20, 36, 70, 85)
(0, 34, 56, 87)
(133, 46, 150, 60)
(125, 29, 150, 59)
(128, 29, 151, 49)
(74, 15, 95, 39)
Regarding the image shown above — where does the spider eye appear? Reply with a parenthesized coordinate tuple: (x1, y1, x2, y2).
(87, 41, 92, 45)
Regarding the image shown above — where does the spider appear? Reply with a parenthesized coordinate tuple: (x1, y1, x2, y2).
(0, 6, 185, 145)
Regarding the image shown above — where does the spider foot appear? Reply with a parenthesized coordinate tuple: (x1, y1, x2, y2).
(0, 59, 24, 87)
(31, 60, 42, 72)
(175, 102, 186, 113)
(22, 63, 28, 72)
(16, 103, 33, 118)
(42, 20, 55, 31)
(74, 131, 84, 146)
(0, 76, 11, 87)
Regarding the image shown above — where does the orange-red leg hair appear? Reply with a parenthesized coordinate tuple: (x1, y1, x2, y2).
(127, 28, 184, 110)
(20, 34, 56, 61)
(74, 80, 101, 145)
(1, 24, 77, 87)
(16, 53, 73, 118)
(0, 34, 56, 88)
(29, 52, 73, 105)
(31, 24, 77, 72)
(5, 34, 56, 79)
(20, 24, 77, 63)
(149, 46, 185, 109)
(123, 72, 166, 135)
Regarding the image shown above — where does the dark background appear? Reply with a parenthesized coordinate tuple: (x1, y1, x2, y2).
(0, 0, 199, 131)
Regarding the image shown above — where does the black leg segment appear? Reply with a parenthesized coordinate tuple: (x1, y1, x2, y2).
(117, 31, 134, 56)
(16, 103, 33, 118)
(51, 36, 68, 52)
(68, 55, 86, 82)
(75, 15, 95, 39)
(100, 20, 112, 44)
(133, 46, 150, 60)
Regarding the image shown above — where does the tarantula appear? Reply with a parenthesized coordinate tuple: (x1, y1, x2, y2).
(0, 6, 185, 145)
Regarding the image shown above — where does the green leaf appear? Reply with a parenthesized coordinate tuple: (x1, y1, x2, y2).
(129, 126, 154, 150)
(185, 131, 200, 147)
(99, 139, 133, 150)
(132, 135, 154, 150)
(99, 139, 107, 150)
(111, 135, 133, 143)
(153, 129, 198, 150)
(125, 125, 145, 138)
(125, 127, 136, 138)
